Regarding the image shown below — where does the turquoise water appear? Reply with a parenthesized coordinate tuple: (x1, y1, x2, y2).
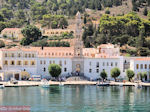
(0, 85, 150, 112)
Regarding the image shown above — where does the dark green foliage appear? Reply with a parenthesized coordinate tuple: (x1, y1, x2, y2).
(0, 0, 123, 31)
(105, 8, 110, 14)
(48, 64, 61, 78)
(143, 7, 148, 16)
(111, 67, 120, 81)
(21, 25, 42, 46)
(20, 38, 31, 46)
(32, 39, 48, 47)
(49, 41, 70, 47)
(82, 24, 94, 48)
(0, 40, 5, 48)
(137, 47, 150, 56)
(126, 69, 135, 82)
(41, 14, 68, 29)
(100, 70, 107, 81)
(49, 32, 74, 40)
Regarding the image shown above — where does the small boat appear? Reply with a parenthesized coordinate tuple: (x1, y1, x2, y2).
(119, 84, 123, 87)
(97, 82, 109, 86)
(41, 79, 50, 88)
(0, 84, 5, 89)
(59, 82, 64, 86)
(135, 83, 142, 88)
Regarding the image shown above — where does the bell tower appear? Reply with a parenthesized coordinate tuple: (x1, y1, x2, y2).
(72, 11, 84, 75)
(74, 11, 83, 57)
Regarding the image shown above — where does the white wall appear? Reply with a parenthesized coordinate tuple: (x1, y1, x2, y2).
(37, 58, 72, 77)
(84, 58, 120, 80)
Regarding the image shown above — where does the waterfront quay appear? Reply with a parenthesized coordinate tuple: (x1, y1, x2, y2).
(1, 81, 150, 87)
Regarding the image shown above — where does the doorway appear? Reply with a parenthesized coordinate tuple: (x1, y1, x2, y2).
(15, 74, 19, 80)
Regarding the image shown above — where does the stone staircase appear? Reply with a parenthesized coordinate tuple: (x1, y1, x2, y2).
(66, 76, 89, 81)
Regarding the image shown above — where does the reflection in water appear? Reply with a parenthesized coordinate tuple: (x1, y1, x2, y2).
(0, 86, 149, 112)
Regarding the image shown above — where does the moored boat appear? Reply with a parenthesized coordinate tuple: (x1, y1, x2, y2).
(0, 84, 5, 89)
(41, 79, 50, 88)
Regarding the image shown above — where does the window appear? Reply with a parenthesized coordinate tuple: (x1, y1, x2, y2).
(107, 62, 109, 66)
(24, 61, 28, 65)
(10, 61, 15, 65)
(111, 62, 113, 66)
(31, 61, 35, 65)
(59, 61, 62, 66)
(96, 62, 99, 68)
(25, 54, 27, 58)
(17, 61, 21, 65)
(11, 53, 14, 57)
(89, 62, 92, 66)
(136, 64, 139, 69)
(18, 53, 21, 57)
(40, 60, 42, 64)
(103, 62, 105, 66)
(96, 69, 99, 73)
(29, 54, 31, 58)
(145, 64, 147, 69)
(32, 54, 35, 58)
(53, 61, 55, 64)
(140, 64, 143, 69)
(4, 60, 8, 65)
(49, 61, 51, 64)
(43, 67, 46, 72)
(44, 61, 46, 64)
(89, 69, 92, 73)
(64, 68, 67, 72)
(64, 61, 66, 65)
(5, 53, 7, 57)
(149, 64, 150, 69)
(115, 62, 118, 66)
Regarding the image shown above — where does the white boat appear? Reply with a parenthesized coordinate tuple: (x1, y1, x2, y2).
(0, 84, 5, 89)
(135, 83, 142, 88)
(96, 82, 109, 86)
(41, 79, 50, 88)
(59, 82, 64, 86)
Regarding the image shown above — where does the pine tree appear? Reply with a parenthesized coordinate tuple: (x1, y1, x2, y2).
(143, 7, 148, 16)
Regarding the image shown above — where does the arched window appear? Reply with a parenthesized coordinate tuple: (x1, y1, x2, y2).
(140, 64, 143, 69)
(145, 64, 147, 69)
(136, 64, 139, 69)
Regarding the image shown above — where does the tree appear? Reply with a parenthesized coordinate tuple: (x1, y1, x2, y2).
(111, 67, 120, 81)
(137, 72, 142, 80)
(148, 11, 150, 20)
(84, 15, 87, 24)
(143, 7, 148, 16)
(141, 72, 147, 81)
(105, 8, 110, 14)
(48, 64, 61, 78)
(126, 69, 135, 82)
(20, 38, 30, 46)
(100, 70, 107, 81)
(0, 40, 5, 48)
(21, 25, 42, 45)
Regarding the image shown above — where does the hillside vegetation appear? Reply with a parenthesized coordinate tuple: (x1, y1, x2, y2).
(1, 0, 150, 56)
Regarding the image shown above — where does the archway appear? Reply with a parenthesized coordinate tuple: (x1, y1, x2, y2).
(76, 64, 81, 72)
(15, 73, 19, 80)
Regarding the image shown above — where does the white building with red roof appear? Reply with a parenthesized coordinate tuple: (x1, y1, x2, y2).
(0, 12, 149, 81)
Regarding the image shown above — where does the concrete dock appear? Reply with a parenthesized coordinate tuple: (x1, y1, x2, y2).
(0, 81, 150, 87)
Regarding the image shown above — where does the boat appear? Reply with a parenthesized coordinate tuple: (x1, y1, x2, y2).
(59, 82, 64, 86)
(0, 84, 5, 89)
(41, 79, 50, 88)
(135, 83, 142, 88)
(97, 82, 109, 86)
